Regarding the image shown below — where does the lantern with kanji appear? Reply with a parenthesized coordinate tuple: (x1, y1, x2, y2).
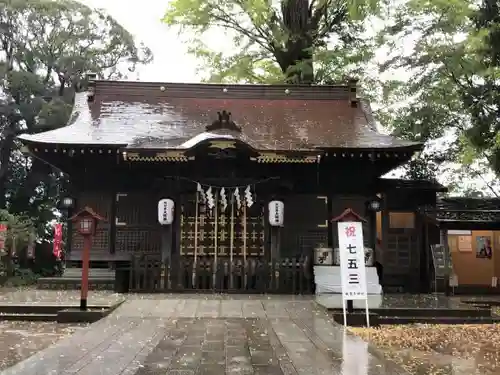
(268, 200, 284, 227)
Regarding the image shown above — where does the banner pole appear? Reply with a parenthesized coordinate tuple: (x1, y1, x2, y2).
(342, 298, 347, 327)
(365, 299, 370, 328)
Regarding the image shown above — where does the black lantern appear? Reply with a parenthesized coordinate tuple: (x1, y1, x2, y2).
(61, 196, 75, 209)
(366, 197, 382, 212)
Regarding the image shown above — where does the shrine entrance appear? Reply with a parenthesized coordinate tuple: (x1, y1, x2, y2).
(128, 193, 312, 293)
(176, 194, 265, 290)
(179, 195, 265, 259)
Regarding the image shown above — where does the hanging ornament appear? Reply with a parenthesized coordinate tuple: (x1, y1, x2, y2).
(234, 187, 242, 214)
(206, 187, 215, 210)
(220, 187, 227, 211)
(244, 185, 254, 207)
(197, 183, 207, 205)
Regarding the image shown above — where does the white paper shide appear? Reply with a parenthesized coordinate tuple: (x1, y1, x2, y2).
(337, 221, 368, 300)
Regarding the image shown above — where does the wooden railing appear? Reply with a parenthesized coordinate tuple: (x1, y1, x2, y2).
(127, 255, 313, 294)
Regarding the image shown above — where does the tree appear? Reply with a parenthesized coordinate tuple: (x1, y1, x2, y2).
(0, 0, 153, 232)
(0, 209, 35, 278)
(376, 0, 500, 195)
(163, 0, 379, 84)
(460, 0, 500, 179)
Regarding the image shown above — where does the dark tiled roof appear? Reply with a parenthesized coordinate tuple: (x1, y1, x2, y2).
(18, 80, 422, 151)
(423, 197, 500, 223)
(377, 178, 447, 192)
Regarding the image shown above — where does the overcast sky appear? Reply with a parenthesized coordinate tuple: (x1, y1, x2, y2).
(81, 0, 217, 82)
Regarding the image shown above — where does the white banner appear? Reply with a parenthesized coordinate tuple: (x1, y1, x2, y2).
(338, 221, 368, 300)
(338, 221, 370, 327)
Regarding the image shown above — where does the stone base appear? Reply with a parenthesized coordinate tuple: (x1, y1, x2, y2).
(57, 308, 110, 323)
(332, 312, 380, 327)
(37, 278, 114, 291)
(314, 266, 382, 295)
(56, 301, 123, 323)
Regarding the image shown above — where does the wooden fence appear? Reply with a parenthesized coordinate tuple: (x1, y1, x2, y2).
(126, 255, 313, 294)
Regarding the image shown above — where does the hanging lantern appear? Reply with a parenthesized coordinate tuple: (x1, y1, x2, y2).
(268, 200, 284, 227)
(158, 198, 175, 225)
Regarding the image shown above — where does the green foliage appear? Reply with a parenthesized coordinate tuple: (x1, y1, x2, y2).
(2, 267, 39, 287)
(0, 209, 35, 250)
(0, 0, 153, 235)
(164, 0, 379, 83)
(375, 0, 500, 192)
(162, 0, 500, 194)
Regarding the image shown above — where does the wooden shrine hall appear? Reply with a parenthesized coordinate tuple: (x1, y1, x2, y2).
(19, 75, 448, 294)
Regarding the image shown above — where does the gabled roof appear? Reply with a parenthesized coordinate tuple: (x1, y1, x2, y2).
(18, 80, 422, 151)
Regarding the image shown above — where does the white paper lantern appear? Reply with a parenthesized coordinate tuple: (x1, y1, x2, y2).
(158, 198, 175, 225)
(268, 200, 284, 227)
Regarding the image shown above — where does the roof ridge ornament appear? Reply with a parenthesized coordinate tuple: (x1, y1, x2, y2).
(206, 110, 241, 133)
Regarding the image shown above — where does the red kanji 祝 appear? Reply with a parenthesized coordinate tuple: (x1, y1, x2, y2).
(345, 225, 356, 237)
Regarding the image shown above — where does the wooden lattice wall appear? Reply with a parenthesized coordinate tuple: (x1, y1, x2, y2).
(115, 192, 162, 254)
(281, 195, 329, 257)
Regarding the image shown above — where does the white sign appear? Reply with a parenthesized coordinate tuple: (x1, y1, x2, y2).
(337, 221, 370, 327)
(158, 198, 175, 225)
(268, 200, 284, 226)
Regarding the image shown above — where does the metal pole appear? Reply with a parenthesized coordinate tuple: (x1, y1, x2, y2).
(213, 193, 218, 289)
(193, 193, 199, 288)
(229, 195, 235, 289)
(243, 204, 247, 288)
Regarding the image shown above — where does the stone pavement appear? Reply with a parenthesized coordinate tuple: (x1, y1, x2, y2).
(0, 287, 123, 305)
(0, 296, 408, 375)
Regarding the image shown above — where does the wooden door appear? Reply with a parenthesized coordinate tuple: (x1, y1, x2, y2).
(179, 194, 265, 258)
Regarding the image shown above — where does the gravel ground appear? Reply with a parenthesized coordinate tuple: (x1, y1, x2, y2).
(0, 321, 86, 371)
(351, 324, 500, 375)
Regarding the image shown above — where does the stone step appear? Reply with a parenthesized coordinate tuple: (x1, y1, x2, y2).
(0, 313, 57, 322)
(64, 268, 115, 278)
(378, 316, 500, 325)
(37, 277, 115, 290)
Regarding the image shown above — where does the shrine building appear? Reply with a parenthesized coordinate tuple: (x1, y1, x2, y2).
(19, 75, 451, 294)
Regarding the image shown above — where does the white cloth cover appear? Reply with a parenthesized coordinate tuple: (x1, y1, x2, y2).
(313, 266, 382, 295)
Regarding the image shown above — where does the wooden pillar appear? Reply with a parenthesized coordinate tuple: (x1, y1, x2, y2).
(66, 207, 73, 255)
(161, 226, 172, 262)
(381, 193, 389, 253)
(412, 212, 422, 293)
(109, 191, 117, 254)
(270, 228, 278, 259)
(423, 221, 430, 292)
(367, 209, 377, 262)
(380, 193, 389, 288)
(440, 228, 451, 295)
(327, 195, 334, 248)
(494, 231, 500, 286)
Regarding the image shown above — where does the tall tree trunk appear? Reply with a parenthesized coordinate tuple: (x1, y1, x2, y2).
(281, 0, 314, 83)
(0, 129, 16, 209)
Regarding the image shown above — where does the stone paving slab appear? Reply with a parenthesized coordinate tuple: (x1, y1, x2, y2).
(0, 296, 409, 375)
(0, 288, 123, 305)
